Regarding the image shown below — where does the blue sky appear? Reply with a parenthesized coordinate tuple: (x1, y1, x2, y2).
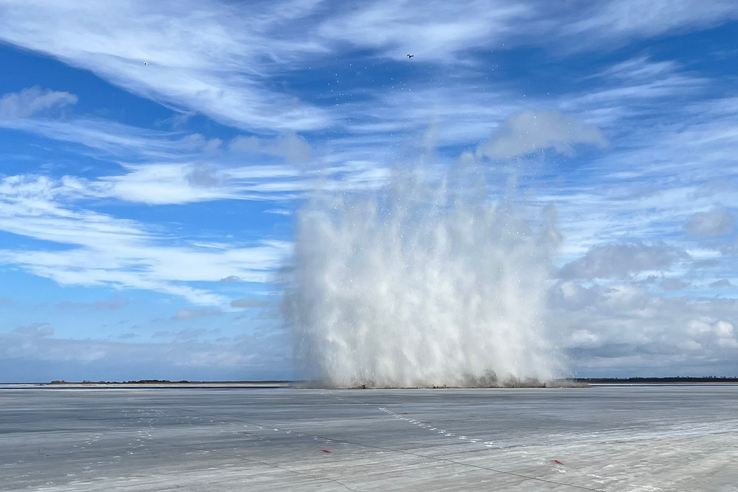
(1, 0, 737, 382)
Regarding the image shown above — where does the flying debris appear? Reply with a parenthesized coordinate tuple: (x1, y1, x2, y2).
(407, 54, 414, 59)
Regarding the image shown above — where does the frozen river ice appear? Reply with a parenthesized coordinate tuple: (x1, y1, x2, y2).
(1, 385, 737, 491)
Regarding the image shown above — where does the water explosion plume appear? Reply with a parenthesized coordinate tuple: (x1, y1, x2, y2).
(284, 157, 564, 388)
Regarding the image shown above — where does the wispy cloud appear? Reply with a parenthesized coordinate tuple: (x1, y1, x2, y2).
(0, 0, 331, 132)
(57, 295, 129, 311)
(172, 308, 223, 321)
(230, 297, 270, 309)
(318, 0, 533, 62)
(564, 0, 738, 45)
(0, 173, 291, 306)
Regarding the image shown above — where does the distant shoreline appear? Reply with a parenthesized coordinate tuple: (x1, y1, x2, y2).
(1, 380, 291, 388)
(575, 377, 738, 384)
(1, 377, 737, 388)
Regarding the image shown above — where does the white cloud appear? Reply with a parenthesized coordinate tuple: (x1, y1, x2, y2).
(659, 278, 688, 291)
(478, 111, 607, 159)
(710, 279, 733, 288)
(0, 174, 291, 306)
(92, 162, 299, 205)
(0, 87, 77, 120)
(318, 0, 532, 62)
(593, 56, 681, 82)
(264, 209, 292, 216)
(172, 308, 223, 321)
(559, 242, 688, 280)
(0, 0, 331, 132)
(180, 134, 222, 153)
(13, 322, 54, 337)
(0, 90, 385, 205)
(566, 0, 738, 44)
(0, 1, 728, 155)
(231, 297, 270, 309)
(550, 281, 738, 375)
(57, 295, 129, 310)
(230, 132, 313, 164)
(1, 112, 192, 160)
(184, 162, 223, 188)
(153, 328, 210, 340)
(685, 209, 735, 238)
(318, 0, 738, 63)
(219, 275, 242, 283)
(318, 1, 738, 62)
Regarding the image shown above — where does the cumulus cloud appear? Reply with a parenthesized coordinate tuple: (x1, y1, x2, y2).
(688, 319, 738, 349)
(549, 281, 602, 311)
(478, 110, 607, 159)
(153, 328, 209, 340)
(229, 131, 313, 164)
(184, 162, 222, 188)
(549, 281, 738, 375)
(220, 275, 242, 283)
(171, 308, 223, 321)
(558, 242, 687, 280)
(660, 278, 689, 291)
(684, 209, 735, 237)
(0, 87, 77, 120)
(13, 323, 54, 337)
(230, 297, 269, 309)
(693, 259, 720, 269)
(180, 134, 222, 153)
(710, 279, 733, 288)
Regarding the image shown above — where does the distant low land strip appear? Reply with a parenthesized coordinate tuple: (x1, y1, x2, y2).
(575, 377, 738, 384)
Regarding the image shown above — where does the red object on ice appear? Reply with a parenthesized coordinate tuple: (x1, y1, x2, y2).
(322, 450, 332, 453)
(553, 460, 564, 466)
(242, 432, 250, 435)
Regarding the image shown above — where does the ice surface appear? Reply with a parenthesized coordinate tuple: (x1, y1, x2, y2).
(1, 385, 737, 491)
